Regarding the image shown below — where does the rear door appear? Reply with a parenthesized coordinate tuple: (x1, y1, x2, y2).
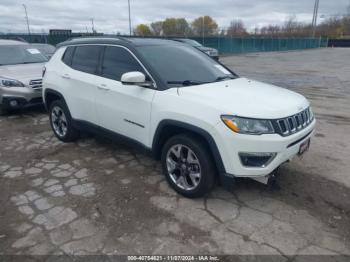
(61, 45, 102, 124)
(95, 45, 156, 146)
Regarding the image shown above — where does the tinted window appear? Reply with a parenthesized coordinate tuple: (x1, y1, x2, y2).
(101, 46, 144, 81)
(71, 45, 101, 74)
(137, 44, 235, 87)
(62, 46, 74, 65)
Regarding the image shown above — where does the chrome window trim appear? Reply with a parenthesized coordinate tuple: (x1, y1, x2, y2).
(60, 44, 157, 89)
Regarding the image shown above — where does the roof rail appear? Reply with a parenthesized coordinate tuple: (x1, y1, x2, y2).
(56, 36, 130, 48)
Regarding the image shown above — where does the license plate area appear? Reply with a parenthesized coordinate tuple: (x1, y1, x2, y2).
(298, 138, 310, 156)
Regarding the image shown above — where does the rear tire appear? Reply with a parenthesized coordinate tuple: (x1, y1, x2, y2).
(161, 134, 216, 198)
(49, 100, 79, 142)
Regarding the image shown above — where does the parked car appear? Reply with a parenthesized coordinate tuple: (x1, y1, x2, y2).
(174, 38, 219, 60)
(30, 43, 56, 59)
(43, 37, 315, 198)
(0, 39, 47, 115)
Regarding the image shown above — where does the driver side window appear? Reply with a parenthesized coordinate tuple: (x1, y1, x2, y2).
(101, 46, 145, 81)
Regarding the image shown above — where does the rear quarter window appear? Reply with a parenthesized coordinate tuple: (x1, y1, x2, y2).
(62, 46, 75, 66)
(70, 45, 102, 75)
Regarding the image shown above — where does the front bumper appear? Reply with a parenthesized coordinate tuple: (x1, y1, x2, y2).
(0, 86, 43, 109)
(214, 119, 316, 178)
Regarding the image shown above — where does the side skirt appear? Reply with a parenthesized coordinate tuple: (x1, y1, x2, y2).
(72, 119, 153, 156)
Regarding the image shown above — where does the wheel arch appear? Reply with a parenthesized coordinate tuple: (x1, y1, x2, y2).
(44, 88, 67, 111)
(152, 119, 226, 174)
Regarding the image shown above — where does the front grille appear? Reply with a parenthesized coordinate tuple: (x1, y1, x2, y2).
(29, 79, 42, 89)
(274, 107, 314, 136)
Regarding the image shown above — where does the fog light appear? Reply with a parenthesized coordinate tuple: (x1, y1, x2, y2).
(239, 152, 276, 167)
(10, 100, 18, 107)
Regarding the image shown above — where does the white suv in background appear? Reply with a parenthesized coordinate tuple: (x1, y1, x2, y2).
(0, 39, 48, 115)
(43, 37, 315, 198)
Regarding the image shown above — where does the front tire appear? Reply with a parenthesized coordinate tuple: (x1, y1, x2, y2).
(161, 134, 216, 198)
(49, 100, 79, 142)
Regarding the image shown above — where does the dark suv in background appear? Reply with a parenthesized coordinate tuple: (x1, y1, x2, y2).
(174, 38, 219, 60)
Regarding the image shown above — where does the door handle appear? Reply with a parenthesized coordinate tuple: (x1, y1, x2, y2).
(61, 74, 70, 79)
(98, 84, 110, 91)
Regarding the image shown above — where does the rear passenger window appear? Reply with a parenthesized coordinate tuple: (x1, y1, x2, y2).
(101, 46, 144, 81)
(62, 46, 74, 66)
(71, 45, 101, 74)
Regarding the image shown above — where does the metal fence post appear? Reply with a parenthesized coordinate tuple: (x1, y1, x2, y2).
(218, 36, 220, 53)
(318, 36, 321, 48)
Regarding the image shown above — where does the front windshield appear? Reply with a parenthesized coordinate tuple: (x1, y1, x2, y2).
(31, 44, 56, 55)
(0, 45, 48, 66)
(137, 44, 237, 87)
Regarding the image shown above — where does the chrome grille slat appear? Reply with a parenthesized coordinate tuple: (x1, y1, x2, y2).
(288, 117, 296, 132)
(29, 79, 42, 89)
(305, 110, 310, 123)
(275, 107, 313, 136)
(296, 114, 303, 129)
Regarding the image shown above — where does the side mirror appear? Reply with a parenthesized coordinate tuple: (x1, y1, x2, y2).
(121, 71, 154, 88)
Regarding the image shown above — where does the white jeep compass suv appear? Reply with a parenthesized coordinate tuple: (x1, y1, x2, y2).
(42, 37, 315, 198)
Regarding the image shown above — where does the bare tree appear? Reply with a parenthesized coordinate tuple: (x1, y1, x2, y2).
(150, 21, 163, 36)
(260, 25, 281, 36)
(227, 19, 247, 36)
(283, 15, 300, 36)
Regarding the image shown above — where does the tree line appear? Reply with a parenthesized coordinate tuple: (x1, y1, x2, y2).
(134, 13, 350, 38)
(135, 16, 219, 37)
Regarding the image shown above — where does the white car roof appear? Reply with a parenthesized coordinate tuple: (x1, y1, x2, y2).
(0, 39, 28, 45)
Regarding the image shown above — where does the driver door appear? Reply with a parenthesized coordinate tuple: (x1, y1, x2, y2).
(95, 45, 156, 146)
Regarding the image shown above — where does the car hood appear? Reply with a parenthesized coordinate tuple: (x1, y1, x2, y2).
(0, 63, 45, 85)
(178, 77, 309, 119)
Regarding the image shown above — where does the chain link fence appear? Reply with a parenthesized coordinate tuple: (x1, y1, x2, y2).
(1, 33, 328, 54)
(189, 37, 328, 54)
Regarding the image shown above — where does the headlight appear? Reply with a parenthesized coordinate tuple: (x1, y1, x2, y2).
(221, 115, 275, 135)
(205, 51, 211, 55)
(0, 77, 25, 87)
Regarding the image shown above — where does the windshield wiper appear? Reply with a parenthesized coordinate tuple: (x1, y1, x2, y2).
(213, 75, 235, 82)
(167, 80, 208, 86)
(167, 76, 235, 87)
(22, 61, 46, 64)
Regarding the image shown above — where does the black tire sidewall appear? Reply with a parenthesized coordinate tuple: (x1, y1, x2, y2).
(161, 134, 216, 198)
(49, 100, 78, 142)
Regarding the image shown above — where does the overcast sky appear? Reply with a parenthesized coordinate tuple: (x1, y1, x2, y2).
(0, 0, 349, 34)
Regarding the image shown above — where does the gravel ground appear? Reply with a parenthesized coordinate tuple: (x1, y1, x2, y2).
(0, 48, 349, 259)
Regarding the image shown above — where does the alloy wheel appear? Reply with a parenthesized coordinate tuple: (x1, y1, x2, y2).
(166, 144, 201, 191)
(51, 106, 68, 137)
